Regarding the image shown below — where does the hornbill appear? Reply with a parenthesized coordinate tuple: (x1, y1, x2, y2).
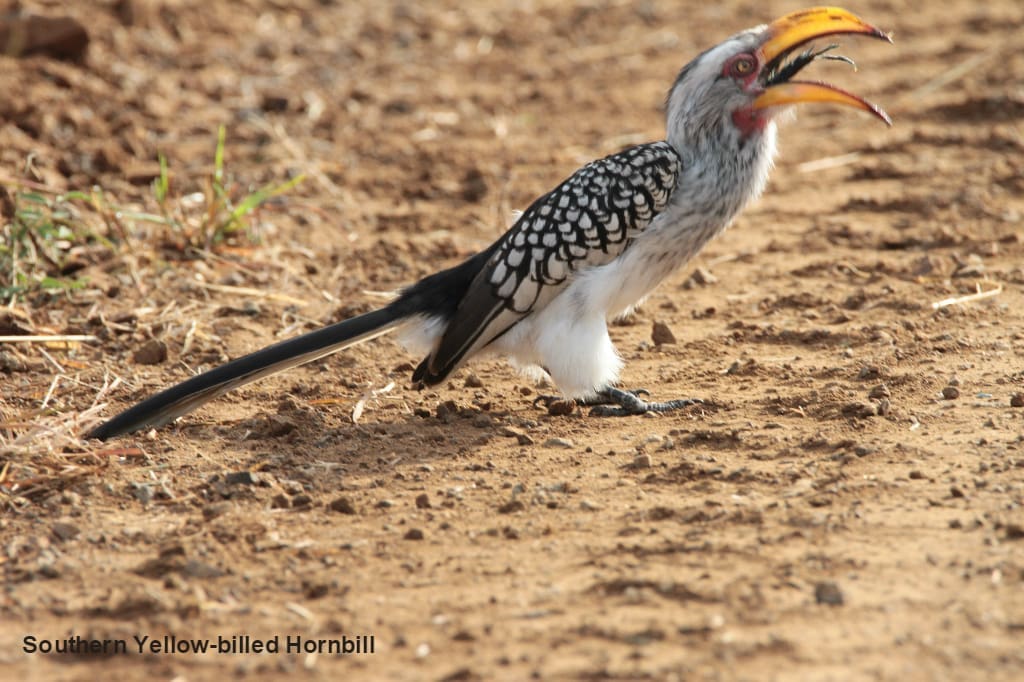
(87, 6, 891, 440)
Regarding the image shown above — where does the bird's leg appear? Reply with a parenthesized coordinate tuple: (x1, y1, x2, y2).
(533, 388, 649, 409)
(588, 387, 702, 417)
(578, 388, 651, 406)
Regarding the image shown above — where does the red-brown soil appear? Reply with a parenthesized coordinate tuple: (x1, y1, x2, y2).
(2, 1, 1023, 680)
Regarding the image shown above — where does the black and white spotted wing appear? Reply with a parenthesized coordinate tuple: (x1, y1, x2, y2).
(414, 141, 682, 385)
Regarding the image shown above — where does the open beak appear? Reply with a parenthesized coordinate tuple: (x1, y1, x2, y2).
(753, 6, 893, 125)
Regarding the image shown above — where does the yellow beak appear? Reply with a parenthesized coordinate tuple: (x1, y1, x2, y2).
(752, 6, 892, 125)
(759, 6, 889, 64)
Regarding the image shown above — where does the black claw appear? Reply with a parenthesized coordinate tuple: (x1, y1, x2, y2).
(532, 394, 559, 408)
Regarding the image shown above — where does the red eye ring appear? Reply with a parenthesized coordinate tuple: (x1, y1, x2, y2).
(729, 55, 756, 78)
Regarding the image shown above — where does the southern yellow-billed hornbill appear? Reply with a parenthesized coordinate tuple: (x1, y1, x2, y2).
(88, 6, 891, 440)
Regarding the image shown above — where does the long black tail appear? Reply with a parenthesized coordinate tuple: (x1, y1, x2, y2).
(87, 240, 501, 440)
(87, 306, 406, 440)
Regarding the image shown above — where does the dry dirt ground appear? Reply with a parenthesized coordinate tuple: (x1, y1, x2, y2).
(2, 0, 1024, 680)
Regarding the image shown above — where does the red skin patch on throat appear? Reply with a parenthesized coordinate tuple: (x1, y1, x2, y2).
(732, 107, 769, 137)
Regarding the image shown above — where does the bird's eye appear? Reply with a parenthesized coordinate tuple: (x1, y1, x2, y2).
(730, 55, 756, 77)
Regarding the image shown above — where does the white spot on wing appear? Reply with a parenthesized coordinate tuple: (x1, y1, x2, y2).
(512, 279, 538, 311)
(497, 273, 517, 298)
(491, 261, 507, 284)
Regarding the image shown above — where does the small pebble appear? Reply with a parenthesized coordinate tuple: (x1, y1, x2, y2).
(132, 339, 167, 365)
(868, 384, 891, 400)
(953, 264, 985, 278)
(651, 321, 677, 345)
(435, 400, 460, 421)
(224, 471, 260, 486)
(202, 502, 231, 520)
(279, 479, 305, 495)
(543, 437, 574, 449)
(688, 266, 718, 286)
(858, 366, 881, 380)
(497, 500, 525, 514)
(404, 528, 425, 541)
(415, 493, 432, 509)
(305, 583, 330, 599)
(0, 350, 28, 372)
(183, 559, 226, 579)
(632, 453, 653, 469)
(131, 483, 154, 504)
(854, 444, 877, 457)
(1011, 393, 1024, 408)
(51, 522, 80, 543)
(814, 581, 844, 606)
(843, 402, 877, 419)
(941, 386, 960, 400)
(61, 491, 82, 508)
(501, 426, 535, 445)
(254, 414, 297, 438)
(328, 497, 358, 515)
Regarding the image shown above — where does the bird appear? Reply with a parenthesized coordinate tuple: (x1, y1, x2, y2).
(87, 6, 891, 441)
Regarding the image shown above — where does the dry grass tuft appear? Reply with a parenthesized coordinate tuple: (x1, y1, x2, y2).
(0, 403, 145, 511)
(1, 126, 304, 510)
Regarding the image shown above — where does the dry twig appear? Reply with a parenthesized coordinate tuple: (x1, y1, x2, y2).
(0, 334, 97, 345)
(195, 281, 309, 306)
(931, 283, 1003, 310)
(350, 381, 396, 423)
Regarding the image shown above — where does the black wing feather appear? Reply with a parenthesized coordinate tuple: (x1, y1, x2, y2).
(415, 141, 682, 385)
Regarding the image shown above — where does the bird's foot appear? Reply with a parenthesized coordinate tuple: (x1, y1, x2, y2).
(533, 388, 688, 417)
(588, 387, 702, 417)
